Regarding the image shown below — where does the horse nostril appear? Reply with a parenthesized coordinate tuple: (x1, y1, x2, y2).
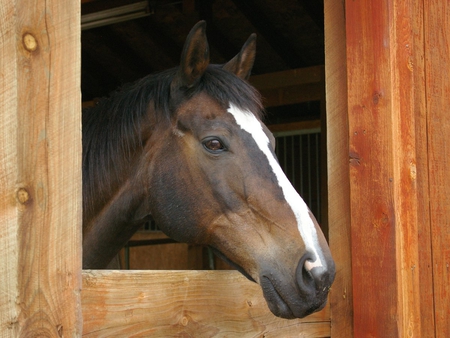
(297, 253, 335, 294)
(306, 265, 329, 290)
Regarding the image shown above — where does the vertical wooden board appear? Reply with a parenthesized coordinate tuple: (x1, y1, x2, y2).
(320, 68, 329, 240)
(0, 0, 82, 336)
(346, 0, 434, 336)
(324, 0, 353, 337)
(406, 1, 436, 336)
(0, 1, 20, 336)
(345, 1, 399, 336)
(345, 0, 429, 335)
(424, 1, 450, 336)
(389, 1, 430, 335)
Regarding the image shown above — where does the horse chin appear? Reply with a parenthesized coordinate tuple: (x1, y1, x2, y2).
(260, 275, 328, 319)
(260, 276, 295, 319)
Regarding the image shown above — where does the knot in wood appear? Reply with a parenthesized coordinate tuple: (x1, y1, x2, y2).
(23, 33, 38, 52)
(17, 188, 30, 204)
(181, 316, 189, 326)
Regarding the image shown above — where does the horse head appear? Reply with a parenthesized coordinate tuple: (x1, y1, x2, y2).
(146, 21, 335, 319)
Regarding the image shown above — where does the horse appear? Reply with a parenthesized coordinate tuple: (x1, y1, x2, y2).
(82, 21, 335, 319)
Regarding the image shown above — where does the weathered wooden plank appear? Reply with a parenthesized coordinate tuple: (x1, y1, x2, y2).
(324, 0, 353, 337)
(346, 1, 396, 334)
(346, 3, 397, 336)
(0, 1, 20, 336)
(0, 0, 82, 336)
(345, 0, 427, 336)
(424, 0, 450, 336)
(389, 1, 426, 335)
(82, 270, 330, 337)
(402, 1, 436, 336)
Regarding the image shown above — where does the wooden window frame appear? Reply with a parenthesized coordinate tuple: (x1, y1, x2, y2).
(2, 0, 449, 337)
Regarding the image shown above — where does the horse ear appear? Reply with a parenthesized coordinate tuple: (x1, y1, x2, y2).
(172, 21, 210, 90)
(223, 33, 256, 80)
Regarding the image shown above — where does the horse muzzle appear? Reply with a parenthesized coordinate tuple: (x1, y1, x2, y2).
(259, 252, 336, 319)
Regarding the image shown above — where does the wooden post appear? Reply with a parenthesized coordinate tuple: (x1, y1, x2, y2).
(324, 0, 353, 337)
(0, 0, 82, 336)
(346, 0, 420, 335)
(345, 0, 448, 336)
(424, 0, 450, 335)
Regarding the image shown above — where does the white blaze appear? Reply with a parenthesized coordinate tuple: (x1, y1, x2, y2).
(228, 104, 323, 270)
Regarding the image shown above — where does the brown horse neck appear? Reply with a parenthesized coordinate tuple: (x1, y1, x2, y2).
(82, 176, 151, 269)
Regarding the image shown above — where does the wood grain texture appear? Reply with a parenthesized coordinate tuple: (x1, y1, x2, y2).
(345, 0, 429, 336)
(0, 0, 82, 336)
(0, 1, 20, 336)
(424, 0, 450, 336)
(324, 0, 353, 337)
(408, 2, 436, 336)
(82, 270, 331, 337)
(388, 1, 425, 335)
(346, 2, 398, 335)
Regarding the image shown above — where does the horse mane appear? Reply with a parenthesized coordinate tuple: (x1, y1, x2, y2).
(82, 65, 264, 217)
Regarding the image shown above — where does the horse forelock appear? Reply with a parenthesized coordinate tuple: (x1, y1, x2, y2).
(82, 64, 263, 220)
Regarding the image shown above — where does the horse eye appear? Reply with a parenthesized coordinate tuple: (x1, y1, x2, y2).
(203, 138, 225, 153)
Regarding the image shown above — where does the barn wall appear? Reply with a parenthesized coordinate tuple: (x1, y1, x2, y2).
(346, 0, 422, 335)
(0, 0, 82, 336)
(341, 0, 449, 336)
